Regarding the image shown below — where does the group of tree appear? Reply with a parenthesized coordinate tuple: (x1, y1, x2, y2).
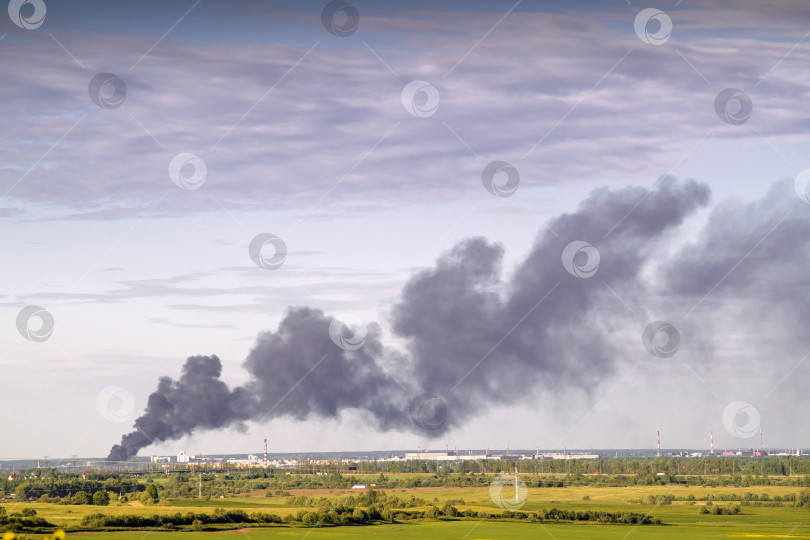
(78, 501, 661, 531)
(4, 460, 810, 503)
(9, 472, 142, 501)
(699, 503, 742, 515)
(0, 507, 54, 532)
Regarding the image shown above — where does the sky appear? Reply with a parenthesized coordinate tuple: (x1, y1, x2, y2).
(2, 0, 810, 459)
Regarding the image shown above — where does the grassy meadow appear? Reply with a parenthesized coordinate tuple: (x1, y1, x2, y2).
(3, 480, 810, 538)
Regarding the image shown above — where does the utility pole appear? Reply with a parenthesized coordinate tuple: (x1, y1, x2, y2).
(198, 472, 202, 499)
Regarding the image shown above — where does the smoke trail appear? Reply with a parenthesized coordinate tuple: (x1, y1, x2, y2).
(108, 177, 711, 460)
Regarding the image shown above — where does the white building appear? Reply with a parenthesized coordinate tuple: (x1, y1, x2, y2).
(177, 451, 195, 463)
(404, 451, 493, 461)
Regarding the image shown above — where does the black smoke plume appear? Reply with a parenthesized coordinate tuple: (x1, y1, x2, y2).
(109, 178, 713, 461)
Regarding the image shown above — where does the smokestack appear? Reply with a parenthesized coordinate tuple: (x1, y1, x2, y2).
(263, 438, 267, 469)
(710, 430, 714, 455)
(657, 431, 660, 457)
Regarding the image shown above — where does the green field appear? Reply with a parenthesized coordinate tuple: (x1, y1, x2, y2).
(68, 521, 810, 540)
(4, 482, 810, 538)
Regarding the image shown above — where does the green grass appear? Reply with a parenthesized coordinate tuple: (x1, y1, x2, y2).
(5, 483, 810, 538)
(56, 519, 810, 540)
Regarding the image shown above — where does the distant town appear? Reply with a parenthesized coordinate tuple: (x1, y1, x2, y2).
(1, 444, 804, 473)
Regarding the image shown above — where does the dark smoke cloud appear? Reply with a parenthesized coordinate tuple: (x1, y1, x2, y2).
(108, 356, 255, 461)
(392, 178, 710, 427)
(109, 177, 712, 460)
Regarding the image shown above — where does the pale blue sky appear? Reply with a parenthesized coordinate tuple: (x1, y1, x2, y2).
(2, 0, 809, 459)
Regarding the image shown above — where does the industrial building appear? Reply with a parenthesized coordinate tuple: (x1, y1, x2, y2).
(403, 449, 599, 461)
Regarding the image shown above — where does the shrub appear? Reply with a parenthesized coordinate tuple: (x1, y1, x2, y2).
(442, 504, 459, 517)
(351, 507, 368, 523)
(93, 491, 110, 506)
(301, 511, 322, 526)
(423, 505, 439, 519)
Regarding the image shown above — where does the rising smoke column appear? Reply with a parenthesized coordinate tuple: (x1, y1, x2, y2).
(108, 177, 711, 460)
(108, 309, 407, 461)
(108, 355, 256, 461)
(392, 178, 710, 427)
